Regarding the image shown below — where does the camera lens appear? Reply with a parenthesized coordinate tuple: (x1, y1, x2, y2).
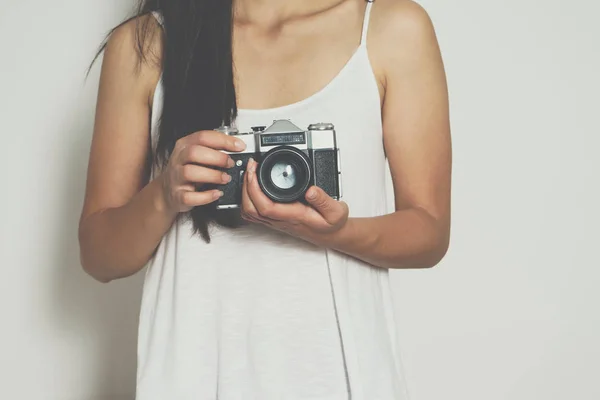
(270, 162, 297, 189)
(257, 146, 312, 203)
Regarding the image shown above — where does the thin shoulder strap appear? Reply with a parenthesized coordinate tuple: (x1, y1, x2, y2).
(360, 1, 374, 45)
(151, 11, 164, 27)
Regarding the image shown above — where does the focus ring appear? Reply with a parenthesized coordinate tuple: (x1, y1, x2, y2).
(257, 146, 312, 203)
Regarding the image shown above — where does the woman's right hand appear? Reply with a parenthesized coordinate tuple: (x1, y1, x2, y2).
(158, 130, 247, 213)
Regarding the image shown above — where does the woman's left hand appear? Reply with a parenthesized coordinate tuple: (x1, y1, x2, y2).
(241, 158, 350, 246)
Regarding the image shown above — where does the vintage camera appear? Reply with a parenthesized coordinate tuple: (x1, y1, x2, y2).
(214, 119, 342, 209)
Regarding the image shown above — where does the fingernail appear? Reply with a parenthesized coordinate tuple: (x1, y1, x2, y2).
(227, 158, 234, 168)
(235, 139, 246, 150)
(214, 190, 224, 199)
(307, 188, 317, 200)
(222, 173, 231, 183)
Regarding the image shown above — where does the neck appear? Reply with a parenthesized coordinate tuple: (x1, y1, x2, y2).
(233, 0, 346, 25)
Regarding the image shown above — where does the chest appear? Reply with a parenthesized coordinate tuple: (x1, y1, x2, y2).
(232, 8, 366, 110)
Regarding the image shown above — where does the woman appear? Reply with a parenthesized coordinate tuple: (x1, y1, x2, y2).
(79, 0, 451, 398)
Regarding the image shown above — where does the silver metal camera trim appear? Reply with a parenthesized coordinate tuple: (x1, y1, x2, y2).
(217, 204, 239, 210)
(336, 147, 343, 200)
(257, 120, 308, 153)
(308, 122, 342, 201)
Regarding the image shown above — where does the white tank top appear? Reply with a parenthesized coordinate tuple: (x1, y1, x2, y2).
(138, 3, 409, 399)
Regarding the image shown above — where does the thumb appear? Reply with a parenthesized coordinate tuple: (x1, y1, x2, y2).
(305, 186, 348, 226)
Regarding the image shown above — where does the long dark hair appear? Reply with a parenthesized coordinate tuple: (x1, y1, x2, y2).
(91, 0, 237, 242)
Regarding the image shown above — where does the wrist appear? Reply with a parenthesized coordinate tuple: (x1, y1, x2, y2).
(324, 217, 358, 250)
(328, 218, 377, 254)
(151, 175, 178, 219)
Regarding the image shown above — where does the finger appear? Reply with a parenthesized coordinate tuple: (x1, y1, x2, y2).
(245, 158, 276, 219)
(179, 164, 232, 185)
(246, 159, 305, 223)
(241, 212, 272, 226)
(185, 130, 247, 153)
(241, 161, 271, 224)
(240, 165, 259, 218)
(305, 186, 349, 226)
(179, 145, 235, 169)
(179, 189, 223, 207)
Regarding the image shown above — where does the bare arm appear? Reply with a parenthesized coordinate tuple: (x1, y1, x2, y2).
(78, 18, 175, 282)
(240, 0, 451, 269)
(79, 18, 245, 282)
(330, 0, 452, 268)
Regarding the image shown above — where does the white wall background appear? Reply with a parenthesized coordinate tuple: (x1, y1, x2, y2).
(0, 0, 598, 399)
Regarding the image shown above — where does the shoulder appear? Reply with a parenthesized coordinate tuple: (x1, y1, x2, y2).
(370, 0, 436, 43)
(368, 0, 441, 83)
(101, 13, 163, 105)
(105, 13, 163, 64)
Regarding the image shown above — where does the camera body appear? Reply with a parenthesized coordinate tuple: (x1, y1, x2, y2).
(215, 119, 342, 209)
